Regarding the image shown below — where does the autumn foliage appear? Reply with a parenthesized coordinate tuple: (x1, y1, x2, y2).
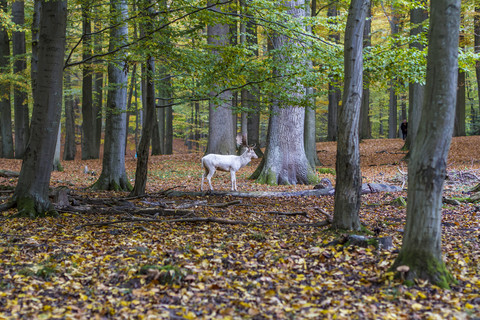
(0, 137, 479, 319)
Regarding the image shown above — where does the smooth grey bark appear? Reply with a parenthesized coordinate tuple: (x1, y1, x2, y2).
(392, 0, 460, 288)
(92, 14, 103, 158)
(52, 122, 62, 171)
(251, 0, 316, 186)
(205, 2, 236, 155)
(304, 0, 320, 168)
(333, 0, 369, 231)
(81, 4, 96, 159)
(359, 4, 372, 140)
(13, 0, 67, 217)
(387, 6, 399, 139)
(31, 0, 41, 100)
(454, 51, 466, 136)
(406, 3, 427, 150)
(12, 0, 29, 159)
(327, 5, 340, 142)
(0, 0, 13, 158)
(92, 0, 131, 191)
(165, 105, 173, 154)
(63, 71, 76, 160)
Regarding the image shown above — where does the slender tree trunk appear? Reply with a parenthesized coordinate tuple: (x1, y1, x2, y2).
(304, 0, 321, 168)
(0, 0, 13, 158)
(475, 6, 480, 133)
(52, 122, 62, 171)
(64, 71, 76, 160)
(392, 0, 460, 289)
(13, 0, 67, 217)
(327, 5, 340, 142)
(388, 6, 399, 139)
(131, 27, 155, 196)
(454, 30, 466, 137)
(12, 0, 29, 159)
(359, 4, 372, 140)
(333, 0, 369, 231)
(92, 14, 103, 158)
(165, 105, 173, 154)
(406, 3, 427, 150)
(92, 0, 131, 191)
(81, 4, 96, 159)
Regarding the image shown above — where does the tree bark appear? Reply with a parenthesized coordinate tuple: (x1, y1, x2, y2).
(406, 3, 427, 150)
(392, 0, 460, 288)
(327, 5, 340, 142)
(205, 2, 236, 155)
(0, 0, 14, 158)
(388, 6, 399, 139)
(64, 71, 76, 160)
(92, 0, 131, 191)
(81, 4, 96, 160)
(251, 0, 317, 186)
(333, 0, 369, 231)
(359, 4, 371, 140)
(475, 6, 480, 134)
(13, 0, 67, 217)
(131, 1, 155, 196)
(12, 0, 29, 159)
(454, 52, 466, 136)
(92, 13, 103, 158)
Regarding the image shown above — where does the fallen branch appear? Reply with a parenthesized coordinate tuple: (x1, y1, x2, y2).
(206, 200, 242, 208)
(0, 170, 19, 178)
(248, 210, 307, 217)
(76, 216, 331, 229)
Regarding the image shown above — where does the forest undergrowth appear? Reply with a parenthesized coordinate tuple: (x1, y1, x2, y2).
(0, 137, 479, 319)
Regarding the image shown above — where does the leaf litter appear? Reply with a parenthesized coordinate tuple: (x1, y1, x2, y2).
(0, 137, 479, 319)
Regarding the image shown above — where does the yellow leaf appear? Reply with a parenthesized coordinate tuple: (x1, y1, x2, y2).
(411, 303, 422, 311)
(465, 303, 474, 309)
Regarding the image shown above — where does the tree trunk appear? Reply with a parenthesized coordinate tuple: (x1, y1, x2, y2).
(475, 6, 480, 134)
(165, 105, 173, 154)
(333, 0, 369, 231)
(251, 0, 316, 186)
(327, 5, 340, 142)
(81, 5, 96, 160)
(64, 71, 76, 160)
(454, 65, 466, 136)
(92, 13, 103, 158)
(31, 0, 41, 100)
(0, 0, 14, 158)
(12, 0, 29, 159)
(392, 0, 460, 288)
(13, 0, 67, 217)
(131, 56, 154, 195)
(359, 4, 372, 140)
(304, 1, 320, 168)
(388, 6, 399, 139)
(205, 2, 236, 155)
(52, 122, 62, 171)
(406, 3, 427, 150)
(92, 0, 131, 191)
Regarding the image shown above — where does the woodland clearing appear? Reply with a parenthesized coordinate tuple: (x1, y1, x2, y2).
(0, 137, 479, 319)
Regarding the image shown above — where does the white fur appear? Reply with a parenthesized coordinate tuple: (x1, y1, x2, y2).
(201, 147, 258, 191)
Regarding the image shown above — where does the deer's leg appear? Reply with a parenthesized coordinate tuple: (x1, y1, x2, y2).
(230, 171, 237, 191)
(201, 168, 207, 191)
(206, 167, 215, 190)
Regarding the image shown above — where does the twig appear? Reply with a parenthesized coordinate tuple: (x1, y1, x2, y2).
(313, 207, 333, 222)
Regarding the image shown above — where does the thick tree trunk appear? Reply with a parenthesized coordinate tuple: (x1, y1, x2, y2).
(206, 3, 236, 155)
(31, 0, 41, 100)
(406, 4, 427, 150)
(13, 0, 67, 217)
(92, 0, 131, 191)
(333, 0, 369, 231)
(251, 0, 316, 186)
(12, 0, 29, 159)
(64, 71, 76, 160)
(392, 0, 460, 288)
(359, 4, 371, 140)
(81, 5, 96, 160)
(0, 0, 13, 158)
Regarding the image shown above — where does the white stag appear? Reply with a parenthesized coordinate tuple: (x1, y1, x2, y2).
(201, 146, 258, 191)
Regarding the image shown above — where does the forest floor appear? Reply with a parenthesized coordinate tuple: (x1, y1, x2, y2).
(0, 137, 479, 319)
